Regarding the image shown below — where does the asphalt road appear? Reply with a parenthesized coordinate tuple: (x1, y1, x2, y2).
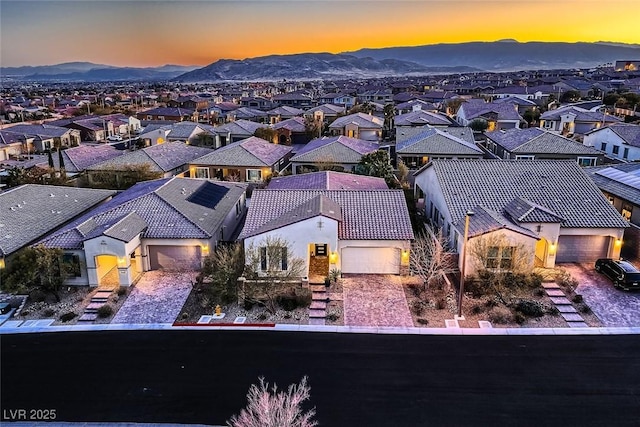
(2, 331, 640, 426)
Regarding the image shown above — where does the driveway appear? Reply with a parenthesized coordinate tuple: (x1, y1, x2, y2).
(560, 263, 640, 327)
(342, 275, 413, 327)
(111, 270, 198, 324)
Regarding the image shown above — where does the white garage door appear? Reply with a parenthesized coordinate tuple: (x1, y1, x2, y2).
(556, 235, 610, 263)
(341, 247, 400, 274)
(148, 245, 201, 270)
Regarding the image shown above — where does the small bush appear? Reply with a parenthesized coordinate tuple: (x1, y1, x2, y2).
(43, 308, 56, 317)
(97, 304, 113, 318)
(534, 288, 545, 297)
(488, 306, 514, 324)
(579, 304, 592, 314)
(181, 312, 189, 320)
(408, 283, 422, 297)
(257, 312, 268, 321)
(471, 304, 484, 315)
(59, 312, 77, 322)
(514, 313, 526, 324)
(546, 305, 560, 316)
(417, 318, 429, 326)
(484, 298, 498, 308)
(435, 298, 447, 310)
(411, 300, 424, 315)
(326, 313, 339, 322)
(514, 300, 545, 318)
(243, 299, 255, 310)
(117, 287, 127, 296)
(295, 288, 312, 308)
(29, 289, 46, 303)
(572, 294, 584, 304)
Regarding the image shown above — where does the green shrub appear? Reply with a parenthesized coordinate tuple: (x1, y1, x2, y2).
(579, 304, 592, 314)
(514, 299, 545, 318)
(117, 287, 127, 296)
(277, 288, 312, 311)
(411, 300, 424, 315)
(243, 299, 255, 310)
(514, 313, 526, 324)
(435, 297, 447, 310)
(471, 304, 484, 315)
(257, 312, 268, 321)
(534, 288, 545, 297)
(417, 318, 429, 326)
(97, 304, 113, 318)
(59, 312, 77, 322)
(326, 313, 339, 322)
(29, 289, 46, 302)
(408, 283, 422, 297)
(43, 308, 55, 317)
(295, 288, 312, 308)
(572, 294, 584, 304)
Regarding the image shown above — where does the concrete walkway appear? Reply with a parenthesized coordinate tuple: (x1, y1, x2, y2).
(111, 271, 197, 324)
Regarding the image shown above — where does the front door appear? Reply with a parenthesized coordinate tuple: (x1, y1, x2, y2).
(309, 244, 329, 280)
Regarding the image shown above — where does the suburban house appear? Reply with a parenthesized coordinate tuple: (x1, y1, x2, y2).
(272, 116, 311, 145)
(584, 163, 640, 260)
(393, 110, 454, 129)
(268, 170, 388, 190)
(455, 99, 524, 130)
(539, 105, 621, 136)
(0, 184, 116, 269)
(38, 177, 248, 286)
(137, 107, 196, 122)
(583, 123, 640, 162)
(413, 160, 628, 273)
(167, 95, 209, 110)
(226, 107, 268, 123)
(304, 104, 345, 126)
(0, 130, 26, 161)
(328, 113, 384, 141)
(396, 127, 483, 169)
(272, 92, 314, 109)
(49, 114, 141, 141)
(290, 136, 379, 174)
(239, 189, 414, 277)
(85, 142, 214, 186)
(484, 128, 604, 165)
(395, 99, 439, 115)
(212, 119, 267, 147)
(318, 93, 357, 109)
(267, 106, 305, 124)
(36, 143, 124, 176)
(492, 97, 539, 116)
(0, 123, 81, 152)
(137, 121, 217, 147)
(189, 136, 292, 182)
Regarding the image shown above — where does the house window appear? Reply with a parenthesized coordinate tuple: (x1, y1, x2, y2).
(195, 167, 209, 179)
(486, 246, 515, 270)
(543, 121, 553, 129)
(623, 147, 629, 159)
(260, 246, 288, 271)
(622, 204, 632, 221)
(577, 157, 596, 167)
(515, 155, 535, 160)
(612, 145, 620, 155)
(235, 200, 242, 217)
(62, 253, 82, 277)
(600, 142, 607, 151)
(607, 195, 615, 205)
(246, 169, 262, 182)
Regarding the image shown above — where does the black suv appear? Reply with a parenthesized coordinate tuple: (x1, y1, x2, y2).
(595, 259, 640, 290)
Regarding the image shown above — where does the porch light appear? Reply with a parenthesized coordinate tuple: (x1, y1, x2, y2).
(615, 238, 622, 246)
(401, 249, 410, 264)
(0, 258, 5, 269)
(549, 242, 557, 254)
(117, 257, 126, 266)
(329, 251, 338, 263)
(202, 245, 210, 254)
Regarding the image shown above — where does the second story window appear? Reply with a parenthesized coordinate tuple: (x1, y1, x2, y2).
(613, 145, 620, 155)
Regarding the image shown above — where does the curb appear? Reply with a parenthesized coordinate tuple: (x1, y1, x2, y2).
(2, 322, 640, 336)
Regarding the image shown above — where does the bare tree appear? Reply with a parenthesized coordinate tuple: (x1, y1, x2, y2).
(410, 227, 456, 291)
(243, 236, 306, 313)
(227, 376, 317, 427)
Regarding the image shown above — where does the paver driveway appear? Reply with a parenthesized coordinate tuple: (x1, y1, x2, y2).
(112, 270, 198, 324)
(342, 275, 413, 327)
(561, 263, 640, 327)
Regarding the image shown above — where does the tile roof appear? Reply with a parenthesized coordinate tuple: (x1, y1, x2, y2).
(609, 124, 640, 148)
(267, 171, 388, 190)
(214, 119, 266, 136)
(540, 106, 621, 123)
(486, 128, 602, 155)
(0, 185, 116, 256)
(267, 106, 304, 116)
(2, 123, 71, 138)
(39, 177, 247, 249)
(503, 197, 564, 223)
(396, 127, 482, 156)
(86, 142, 214, 173)
(394, 99, 438, 111)
(139, 107, 194, 117)
(455, 205, 540, 239)
(305, 104, 345, 115)
(240, 189, 414, 241)
(328, 112, 384, 129)
(584, 164, 640, 205)
(394, 110, 452, 127)
(191, 136, 291, 167)
(272, 116, 307, 132)
(291, 136, 378, 163)
(459, 99, 523, 122)
(37, 144, 124, 173)
(424, 159, 628, 229)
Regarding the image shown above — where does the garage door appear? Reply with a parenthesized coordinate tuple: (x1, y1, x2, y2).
(148, 245, 201, 270)
(556, 235, 610, 263)
(341, 247, 400, 274)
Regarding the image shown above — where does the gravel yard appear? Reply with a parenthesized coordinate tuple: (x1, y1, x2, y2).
(342, 275, 414, 327)
(112, 271, 197, 324)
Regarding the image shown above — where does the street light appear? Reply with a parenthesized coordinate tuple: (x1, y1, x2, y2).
(457, 210, 475, 318)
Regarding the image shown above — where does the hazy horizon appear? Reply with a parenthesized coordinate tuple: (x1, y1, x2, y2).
(1, 0, 640, 68)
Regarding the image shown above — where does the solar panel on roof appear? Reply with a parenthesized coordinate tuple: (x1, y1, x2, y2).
(596, 167, 640, 192)
(187, 182, 229, 208)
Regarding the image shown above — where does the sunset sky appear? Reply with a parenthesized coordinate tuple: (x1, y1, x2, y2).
(1, 0, 639, 68)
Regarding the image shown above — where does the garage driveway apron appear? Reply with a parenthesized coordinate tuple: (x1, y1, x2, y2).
(342, 275, 414, 327)
(561, 263, 640, 327)
(112, 271, 197, 324)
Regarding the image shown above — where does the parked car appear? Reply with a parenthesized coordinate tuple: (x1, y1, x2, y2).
(594, 258, 640, 290)
(107, 135, 123, 141)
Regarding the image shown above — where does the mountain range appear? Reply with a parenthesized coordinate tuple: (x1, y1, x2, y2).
(3, 41, 640, 83)
(1, 62, 199, 81)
